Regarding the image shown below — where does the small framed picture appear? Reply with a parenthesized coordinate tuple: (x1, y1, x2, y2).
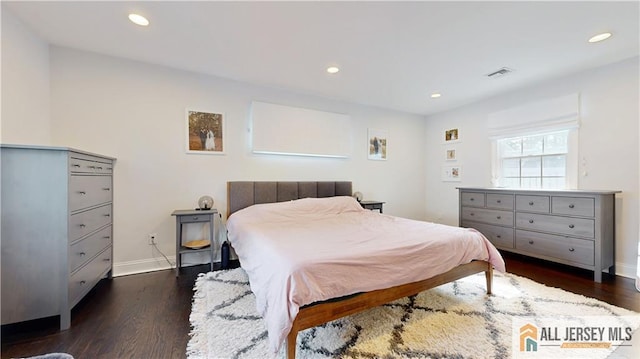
(441, 165, 462, 182)
(444, 128, 460, 144)
(186, 109, 225, 154)
(446, 148, 457, 161)
(368, 128, 388, 160)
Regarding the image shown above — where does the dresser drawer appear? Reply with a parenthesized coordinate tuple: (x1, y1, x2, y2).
(69, 226, 112, 273)
(486, 193, 514, 210)
(462, 221, 514, 249)
(461, 192, 485, 207)
(69, 158, 112, 174)
(552, 197, 595, 217)
(69, 205, 112, 241)
(69, 247, 112, 305)
(516, 195, 550, 213)
(461, 207, 513, 227)
(69, 175, 112, 211)
(516, 230, 594, 266)
(516, 212, 594, 238)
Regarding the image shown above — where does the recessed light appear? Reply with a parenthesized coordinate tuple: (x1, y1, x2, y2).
(588, 32, 611, 43)
(431, 93, 441, 99)
(128, 13, 149, 26)
(326, 66, 340, 74)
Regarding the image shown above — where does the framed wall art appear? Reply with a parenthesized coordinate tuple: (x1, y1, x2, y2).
(446, 148, 457, 161)
(368, 128, 388, 160)
(441, 165, 462, 182)
(444, 128, 460, 144)
(186, 109, 225, 154)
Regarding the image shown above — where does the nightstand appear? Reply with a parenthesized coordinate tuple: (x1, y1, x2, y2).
(360, 200, 385, 213)
(172, 209, 217, 277)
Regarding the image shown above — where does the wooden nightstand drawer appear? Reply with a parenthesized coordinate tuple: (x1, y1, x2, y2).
(552, 196, 595, 217)
(516, 212, 594, 238)
(179, 213, 213, 223)
(516, 230, 594, 266)
(516, 195, 550, 213)
(461, 207, 513, 227)
(461, 192, 485, 207)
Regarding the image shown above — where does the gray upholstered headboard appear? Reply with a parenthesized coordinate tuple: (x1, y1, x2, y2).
(227, 181, 352, 217)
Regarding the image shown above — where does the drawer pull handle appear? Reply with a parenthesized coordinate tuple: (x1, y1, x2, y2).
(102, 187, 111, 191)
(104, 258, 111, 262)
(569, 224, 575, 229)
(470, 213, 474, 216)
(529, 201, 534, 206)
(80, 281, 86, 285)
(528, 240, 534, 244)
(88, 166, 96, 169)
(72, 164, 81, 167)
(104, 236, 111, 239)
(78, 191, 86, 195)
(496, 235, 501, 238)
(104, 214, 111, 217)
(96, 166, 103, 170)
(496, 216, 501, 219)
(193, 216, 199, 220)
(497, 200, 502, 203)
(107, 167, 113, 170)
(569, 247, 575, 252)
(528, 219, 534, 224)
(79, 224, 86, 228)
(569, 204, 575, 209)
(79, 252, 86, 257)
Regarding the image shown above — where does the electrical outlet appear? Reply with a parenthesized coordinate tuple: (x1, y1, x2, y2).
(148, 233, 157, 245)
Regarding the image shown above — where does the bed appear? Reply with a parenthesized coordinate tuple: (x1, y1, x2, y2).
(226, 181, 505, 358)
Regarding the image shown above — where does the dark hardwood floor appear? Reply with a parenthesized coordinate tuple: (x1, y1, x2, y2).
(2, 254, 638, 358)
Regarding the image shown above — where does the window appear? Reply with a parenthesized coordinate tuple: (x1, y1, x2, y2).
(495, 130, 571, 189)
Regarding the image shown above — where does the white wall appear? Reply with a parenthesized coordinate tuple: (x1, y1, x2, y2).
(48, 47, 426, 276)
(0, 6, 51, 144)
(424, 57, 640, 278)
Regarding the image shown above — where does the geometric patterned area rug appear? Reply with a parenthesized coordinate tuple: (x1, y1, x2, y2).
(187, 268, 640, 359)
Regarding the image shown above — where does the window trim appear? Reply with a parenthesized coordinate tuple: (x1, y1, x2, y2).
(491, 129, 578, 189)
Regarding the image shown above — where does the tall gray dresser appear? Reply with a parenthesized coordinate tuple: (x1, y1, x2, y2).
(458, 187, 619, 282)
(1, 145, 115, 329)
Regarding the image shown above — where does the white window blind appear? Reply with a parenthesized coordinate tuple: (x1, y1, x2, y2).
(488, 94, 580, 139)
(250, 101, 351, 158)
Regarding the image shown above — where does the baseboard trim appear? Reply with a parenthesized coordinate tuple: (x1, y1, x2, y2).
(113, 257, 176, 277)
(112, 252, 223, 277)
(615, 261, 637, 280)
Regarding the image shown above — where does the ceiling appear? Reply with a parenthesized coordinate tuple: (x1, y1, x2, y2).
(4, 1, 639, 116)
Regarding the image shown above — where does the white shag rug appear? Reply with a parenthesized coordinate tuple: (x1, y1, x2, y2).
(187, 268, 639, 359)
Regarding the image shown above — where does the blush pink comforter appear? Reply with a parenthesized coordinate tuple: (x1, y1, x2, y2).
(226, 196, 505, 353)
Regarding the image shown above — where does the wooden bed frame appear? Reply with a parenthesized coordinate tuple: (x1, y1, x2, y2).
(226, 181, 494, 359)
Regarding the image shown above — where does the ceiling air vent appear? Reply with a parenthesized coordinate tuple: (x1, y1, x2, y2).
(486, 67, 514, 79)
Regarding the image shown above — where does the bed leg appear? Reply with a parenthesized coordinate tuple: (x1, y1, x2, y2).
(485, 264, 493, 295)
(286, 327, 298, 359)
